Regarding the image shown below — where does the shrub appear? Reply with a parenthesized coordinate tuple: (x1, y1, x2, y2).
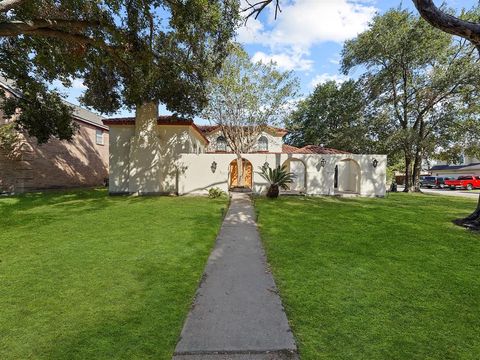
(208, 187, 227, 199)
(257, 165, 295, 198)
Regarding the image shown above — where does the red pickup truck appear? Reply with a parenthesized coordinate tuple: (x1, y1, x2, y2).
(445, 175, 480, 190)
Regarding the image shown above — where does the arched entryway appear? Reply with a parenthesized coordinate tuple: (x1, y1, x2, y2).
(334, 159, 361, 194)
(282, 158, 307, 193)
(229, 159, 253, 189)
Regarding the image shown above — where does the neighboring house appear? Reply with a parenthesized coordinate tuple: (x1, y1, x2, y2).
(0, 78, 109, 193)
(104, 116, 387, 197)
(430, 156, 480, 178)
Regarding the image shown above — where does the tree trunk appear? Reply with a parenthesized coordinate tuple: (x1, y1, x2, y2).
(267, 184, 279, 198)
(128, 101, 160, 194)
(412, 152, 423, 192)
(465, 194, 480, 222)
(404, 155, 413, 192)
(236, 154, 244, 187)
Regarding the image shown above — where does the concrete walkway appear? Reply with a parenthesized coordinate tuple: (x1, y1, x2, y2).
(173, 193, 298, 360)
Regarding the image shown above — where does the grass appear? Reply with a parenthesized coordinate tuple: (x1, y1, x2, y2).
(255, 193, 480, 360)
(0, 189, 226, 359)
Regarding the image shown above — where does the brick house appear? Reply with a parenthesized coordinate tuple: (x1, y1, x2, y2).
(0, 78, 109, 193)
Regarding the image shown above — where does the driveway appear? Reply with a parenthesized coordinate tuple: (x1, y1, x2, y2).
(398, 186, 479, 199)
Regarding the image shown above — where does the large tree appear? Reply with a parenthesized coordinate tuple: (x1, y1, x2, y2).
(0, 0, 239, 143)
(286, 80, 375, 153)
(341, 9, 480, 192)
(202, 46, 298, 187)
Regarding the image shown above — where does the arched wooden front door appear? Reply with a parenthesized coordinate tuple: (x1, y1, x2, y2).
(229, 159, 253, 189)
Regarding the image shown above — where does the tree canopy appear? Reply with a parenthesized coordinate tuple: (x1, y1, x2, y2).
(342, 9, 480, 191)
(0, 0, 239, 143)
(202, 46, 298, 185)
(285, 80, 375, 154)
(202, 46, 298, 155)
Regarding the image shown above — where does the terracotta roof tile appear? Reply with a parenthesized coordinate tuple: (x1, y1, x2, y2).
(295, 145, 350, 154)
(282, 144, 300, 153)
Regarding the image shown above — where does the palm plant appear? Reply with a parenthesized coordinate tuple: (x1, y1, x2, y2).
(258, 165, 296, 198)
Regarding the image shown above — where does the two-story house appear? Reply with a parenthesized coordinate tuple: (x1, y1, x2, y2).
(0, 77, 109, 193)
(104, 116, 387, 197)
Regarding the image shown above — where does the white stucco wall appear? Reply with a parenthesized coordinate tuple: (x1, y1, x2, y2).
(205, 130, 283, 153)
(109, 124, 207, 194)
(109, 125, 134, 193)
(109, 125, 386, 196)
(176, 153, 387, 197)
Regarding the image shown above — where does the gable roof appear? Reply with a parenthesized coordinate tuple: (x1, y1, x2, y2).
(0, 76, 108, 131)
(103, 116, 209, 144)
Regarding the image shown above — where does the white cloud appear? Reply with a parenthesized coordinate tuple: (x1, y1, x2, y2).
(51, 78, 87, 91)
(309, 73, 349, 87)
(252, 50, 313, 71)
(237, 0, 377, 72)
(71, 78, 87, 90)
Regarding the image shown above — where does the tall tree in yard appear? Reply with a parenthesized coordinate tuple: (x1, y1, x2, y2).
(0, 0, 239, 144)
(202, 46, 298, 187)
(341, 9, 480, 192)
(285, 79, 392, 155)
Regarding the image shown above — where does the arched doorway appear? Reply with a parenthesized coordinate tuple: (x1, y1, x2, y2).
(282, 158, 307, 193)
(229, 159, 253, 189)
(335, 159, 361, 194)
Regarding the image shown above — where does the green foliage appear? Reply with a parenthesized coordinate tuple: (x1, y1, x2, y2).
(208, 187, 227, 199)
(286, 80, 374, 153)
(202, 45, 299, 154)
(0, 0, 240, 142)
(341, 8, 480, 190)
(256, 194, 480, 359)
(0, 85, 78, 144)
(0, 122, 18, 154)
(257, 165, 295, 198)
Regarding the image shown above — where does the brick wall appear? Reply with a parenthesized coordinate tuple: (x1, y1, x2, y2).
(0, 120, 109, 193)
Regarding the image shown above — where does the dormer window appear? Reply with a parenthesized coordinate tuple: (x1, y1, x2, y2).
(216, 136, 227, 152)
(258, 136, 268, 152)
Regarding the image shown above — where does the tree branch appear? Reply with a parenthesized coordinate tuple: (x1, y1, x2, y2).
(0, 19, 132, 73)
(0, 19, 101, 36)
(242, 0, 280, 21)
(0, 0, 24, 12)
(412, 0, 480, 52)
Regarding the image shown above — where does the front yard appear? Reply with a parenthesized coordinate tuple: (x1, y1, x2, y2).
(0, 189, 226, 359)
(256, 193, 480, 360)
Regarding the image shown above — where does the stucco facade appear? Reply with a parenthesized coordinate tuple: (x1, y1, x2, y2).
(105, 117, 387, 197)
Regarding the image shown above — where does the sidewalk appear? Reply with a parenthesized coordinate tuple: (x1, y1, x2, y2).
(173, 193, 298, 360)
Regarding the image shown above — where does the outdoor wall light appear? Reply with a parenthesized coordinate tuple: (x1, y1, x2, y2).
(320, 158, 326, 167)
(263, 162, 270, 170)
(211, 161, 217, 173)
(372, 158, 378, 168)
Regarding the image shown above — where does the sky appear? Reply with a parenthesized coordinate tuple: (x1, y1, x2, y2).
(57, 0, 479, 124)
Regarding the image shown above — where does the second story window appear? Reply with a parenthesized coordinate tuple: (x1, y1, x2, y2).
(96, 129, 104, 145)
(216, 136, 227, 152)
(258, 136, 268, 152)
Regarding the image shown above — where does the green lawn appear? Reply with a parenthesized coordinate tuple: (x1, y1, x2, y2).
(255, 193, 480, 360)
(0, 189, 226, 359)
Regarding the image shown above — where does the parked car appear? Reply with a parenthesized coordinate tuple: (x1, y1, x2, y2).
(435, 176, 454, 189)
(444, 175, 480, 190)
(420, 176, 437, 188)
